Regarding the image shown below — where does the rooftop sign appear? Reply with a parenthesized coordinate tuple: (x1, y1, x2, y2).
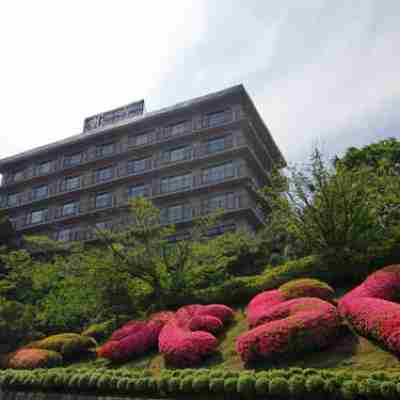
(83, 99, 145, 132)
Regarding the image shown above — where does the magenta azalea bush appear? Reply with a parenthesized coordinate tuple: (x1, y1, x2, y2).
(237, 298, 340, 363)
(159, 304, 234, 367)
(98, 311, 174, 362)
(247, 278, 335, 328)
(339, 264, 400, 353)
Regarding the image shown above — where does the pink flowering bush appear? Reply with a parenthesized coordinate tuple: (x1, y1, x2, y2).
(247, 279, 335, 328)
(98, 312, 174, 362)
(159, 304, 234, 367)
(237, 298, 340, 363)
(339, 264, 400, 354)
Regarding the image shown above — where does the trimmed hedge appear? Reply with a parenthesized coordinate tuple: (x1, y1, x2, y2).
(2, 367, 400, 399)
(1, 349, 62, 369)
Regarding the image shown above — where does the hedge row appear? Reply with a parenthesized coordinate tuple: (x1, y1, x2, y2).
(2, 367, 400, 399)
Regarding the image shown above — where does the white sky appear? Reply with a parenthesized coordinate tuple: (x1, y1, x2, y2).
(0, 1, 399, 164)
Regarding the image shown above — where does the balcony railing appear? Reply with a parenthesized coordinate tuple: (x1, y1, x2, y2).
(2, 107, 244, 188)
(2, 134, 247, 210)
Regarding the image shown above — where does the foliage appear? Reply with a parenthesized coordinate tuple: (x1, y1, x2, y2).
(2, 348, 62, 369)
(81, 319, 117, 342)
(259, 147, 400, 259)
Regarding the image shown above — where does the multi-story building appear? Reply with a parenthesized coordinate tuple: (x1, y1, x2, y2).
(0, 84, 285, 242)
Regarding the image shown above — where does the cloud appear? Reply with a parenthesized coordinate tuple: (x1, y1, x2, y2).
(0, 0, 399, 164)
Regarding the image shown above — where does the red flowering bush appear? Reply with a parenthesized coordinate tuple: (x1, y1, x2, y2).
(159, 304, 234, 367)
(98, 312, 174, 362)
(3, 348, 62, 369)
(237, 298, 340, 363)
(247, 279, 335, 328)
(339, 264, 400, 353)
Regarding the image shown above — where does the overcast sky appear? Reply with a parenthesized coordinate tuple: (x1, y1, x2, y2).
(0, 1, 399, 164)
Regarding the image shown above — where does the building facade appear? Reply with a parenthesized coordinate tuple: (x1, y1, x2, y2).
(0, 85, 285, 242)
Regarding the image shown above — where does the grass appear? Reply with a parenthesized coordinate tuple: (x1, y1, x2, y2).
(68, 301, 400, 374)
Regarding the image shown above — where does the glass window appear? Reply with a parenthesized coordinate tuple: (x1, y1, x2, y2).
(64, 153, 81, 167)
(128, 184, 146, 199)
(128, 158, 148, 174)
(31, 209, 46, 224)
(96, 143, 114, 157)
(33, 185, 48, 200)
(207, 110, 226, 127)
(65, 176, 81, 191)
(7, 193, 18, 207)
(58, 228, 71, 242)
(96, 167, 113, 182)
(208, 193, 228, 210)
(164, 146, 191, 163)
(95, 221, 107, 230)
(203, 162, 234, 183)
(207, 137, 225, 154)
(95, 192, 112, 209)
(170, 121, 187, 136)
(168, 204, 184, 222)
(136, 133, 149, 146)
(14, 170, 24, 182)
(62, 201, 79, 216)
(37, 161, 51, 175)
(161, 174, 192, 193)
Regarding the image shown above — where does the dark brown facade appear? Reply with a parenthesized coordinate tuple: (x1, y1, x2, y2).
(0, 85, 285, 242)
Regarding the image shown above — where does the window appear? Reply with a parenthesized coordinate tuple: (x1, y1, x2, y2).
(207, 223, 236, 237)
(65, 176, 81, 191)
(207, 137, 226, 154)
(164, 146, 191, 163)
(170, 121, 187, 136)
(128, 184, 146, 199)
(95, 192, 112, 209)
(58, 228, 71, 242)
(32, 185, 48, 200)
(64, 153, 81, 167)
(208, 193, 228, 210)
(95, 221, 107, 230)
(207, 110, 226, 127)
(31, 209, 47, 224)
(96, 143, 114, 157)
(7, 193, 18, 207)
(161, 174, 192, 193)
(37, 161, 51, 175)
(166, 204, 184, 222)
(128, 158, 148, 174)
(14, 170, 24, 182)
(202, 162, 234, 183)
(96, 167, 113, 182)
(62, 201, 79, 217)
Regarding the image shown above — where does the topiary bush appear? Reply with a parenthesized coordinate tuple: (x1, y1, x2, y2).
(279, 278, 335, 302)
(237, 375, 255, 398)
(81, 319, 116, 342)
(237, 297, 341, 363)
(27, 333, 97, 360)
(159, 304, 234, 367)
(3, 348, 62, 369)
(339, 264, 400, 354)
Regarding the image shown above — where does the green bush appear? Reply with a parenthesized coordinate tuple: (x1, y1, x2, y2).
(179, 376, 193, 393)
(209, 378, 224, 393)
(81, 319, 116, 342)
(288, 375, 306, 398)
(237, 375, 255, 397)
(269, 377, 290, 398)
(255, 377, 269, 395)
(381, 381, 398, 400)
(305, 375, 325, 396)
(224, 377, 238, 394)
(193, 375, 209, 393)
(358, 379, 381, 398)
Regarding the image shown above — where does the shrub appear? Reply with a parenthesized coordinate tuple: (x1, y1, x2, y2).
(224, 377, 238, 394)
(4, 349, 62, 369)
(237, 375, 255, 397)
(339, 265, 400, 354)
(159, 304, 233, 367)
(305, 375, 325, 396)
(81, 319, 116, 342)
(179, 376, 193, 393)
(236, 298, 341, 363)
(341, 380, 358, 400)
(279, 278, 335, 302)
(288, 375, 306, 398)
(269, 377, 289, 398)
(192, 375, 209, 393)
(209, 378, 224, 393)
(381, 381, 398, 400)
(28, 333, 97, 359)
(255, 377, 269, 395)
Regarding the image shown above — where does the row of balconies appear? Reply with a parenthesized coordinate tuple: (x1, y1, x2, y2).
(2, 107, 245, 187)
(10, 162, 254, 231)
(47, 192, 260, 242)
(1, 134, 248, 210)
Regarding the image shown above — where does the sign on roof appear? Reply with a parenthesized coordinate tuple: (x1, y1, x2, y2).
(83, 100, 145, 132)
